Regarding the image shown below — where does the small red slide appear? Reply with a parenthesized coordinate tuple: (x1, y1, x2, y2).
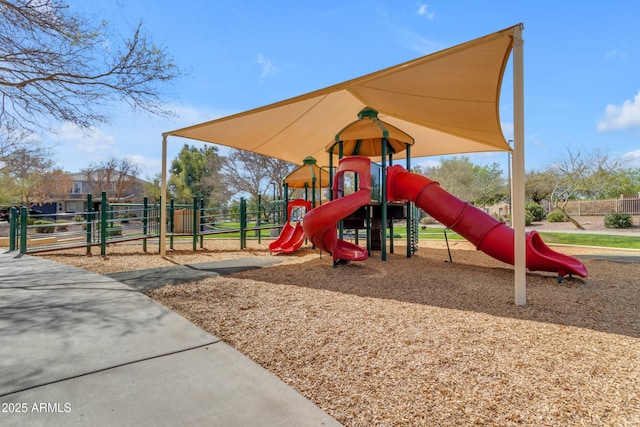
(269, 199, 312, 254)
(302, 157, 371, 266)
(386, 165, 588, 278)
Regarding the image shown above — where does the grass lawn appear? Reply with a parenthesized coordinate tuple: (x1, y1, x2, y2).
(395, 225, 640, 250)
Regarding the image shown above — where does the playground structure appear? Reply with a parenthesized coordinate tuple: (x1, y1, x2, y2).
(303, 155, 588, 279)
(269, 199, 312, 254)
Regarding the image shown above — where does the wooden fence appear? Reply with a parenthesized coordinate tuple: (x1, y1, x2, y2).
(547, 195, 640, 216)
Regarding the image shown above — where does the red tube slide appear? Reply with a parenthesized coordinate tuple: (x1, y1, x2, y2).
(303, 157, 371, 266)
(387, 165, 588, 278)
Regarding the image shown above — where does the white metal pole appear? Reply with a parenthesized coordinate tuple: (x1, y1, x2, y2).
(512, 24, 526, 305)
(160, 134, 168, 257)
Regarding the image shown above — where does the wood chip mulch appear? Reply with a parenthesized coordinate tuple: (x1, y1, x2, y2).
(43, 240, 640, 426)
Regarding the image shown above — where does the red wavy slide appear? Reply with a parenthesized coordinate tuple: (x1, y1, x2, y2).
(269, 199, 312, 254)
(303, 157, 370, 266)
(386, 165, 588, 278)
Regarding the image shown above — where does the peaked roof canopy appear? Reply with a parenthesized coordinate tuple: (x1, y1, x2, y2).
(328, 107, 414, 157)
(284, 156, 330, 189)
(165, 25, 520, 167)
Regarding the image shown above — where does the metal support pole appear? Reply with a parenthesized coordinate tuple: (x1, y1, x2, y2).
(86, 193, 92, 255)
(160, 135, 168, 256)
(513, 24, 527, 306)
(143, 196, 148, 252)
(9, 207, 17, 251)
(19, 207, 27, 254)
(100, 191, 107, 256)
(240, 198, 247, 249)
(192, 196, 198, 251)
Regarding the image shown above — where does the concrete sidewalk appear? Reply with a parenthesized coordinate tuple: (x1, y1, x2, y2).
(0, 251, 341, 426)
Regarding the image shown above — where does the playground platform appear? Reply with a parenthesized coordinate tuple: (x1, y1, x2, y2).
(0, 250, 340, 427)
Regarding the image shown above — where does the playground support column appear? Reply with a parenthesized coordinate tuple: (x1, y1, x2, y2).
(406, 144, 412, 258)
(160, 135, 168, 257)
(381, 138, 387, 261)
(512, 24, 526, 306)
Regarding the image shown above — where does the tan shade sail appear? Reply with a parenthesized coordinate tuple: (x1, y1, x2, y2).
(165, 25, 520, 167)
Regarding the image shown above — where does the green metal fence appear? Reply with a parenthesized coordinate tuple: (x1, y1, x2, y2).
(5, 192, 286, 255)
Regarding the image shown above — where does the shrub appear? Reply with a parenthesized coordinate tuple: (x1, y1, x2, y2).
(525, 210, 534, 226)
(73, 215, 85, 222)
(525, 202, 544, 221)
(604, 213, 633, 229)
(546, 209, 566, 222)
(106, 225, 123, 237)
(34, 220, 55, 233)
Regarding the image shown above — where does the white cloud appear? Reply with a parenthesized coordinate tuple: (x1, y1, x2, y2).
(597, 91, 640, 131)
(416, 3, 435, 20)
(605, 49, 626, 59)
(256, 53, 280, 79)
(125, 154, 163, 180)
(622, 149, 640, 167)
(53, 122, 117, 154)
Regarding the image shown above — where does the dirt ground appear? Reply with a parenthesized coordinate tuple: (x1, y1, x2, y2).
(37, 225, 640, 426)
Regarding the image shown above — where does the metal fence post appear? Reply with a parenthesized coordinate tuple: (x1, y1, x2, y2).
(200, 197, 205, 249)
(9, 207, 17, 251)
(19, 207, 27, 254)
(240, 198, 247, 249)
(100, 191, 107, 256)
(169, 198, 174, 250)
(257, 195, 262, 244)
(143, 196, 148, 252)
(192, 196, 198, 251)
(86, 193, 93, 255)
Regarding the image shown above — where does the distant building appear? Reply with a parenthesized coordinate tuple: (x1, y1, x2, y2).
(58, 171, 148, 215)
(481, 201, 510, 221)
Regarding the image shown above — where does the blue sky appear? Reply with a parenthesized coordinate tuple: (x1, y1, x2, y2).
(50, 0, 640, 179)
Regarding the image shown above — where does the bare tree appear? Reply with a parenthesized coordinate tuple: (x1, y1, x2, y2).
(222, 149, 295, 202)
(0, 0, 182, 135)
(548, 149, 624, 229)
(83, 157, 141, 202)
(31, 168, 72, 205)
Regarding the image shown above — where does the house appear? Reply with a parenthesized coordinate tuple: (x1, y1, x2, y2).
(481, 201, 511, 221)
(57, 171, 148, 215)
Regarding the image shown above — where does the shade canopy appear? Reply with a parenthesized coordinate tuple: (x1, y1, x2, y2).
(328, 107, 414, 157)
(284, 156, 330, 189)
(164, 25, 521, 167)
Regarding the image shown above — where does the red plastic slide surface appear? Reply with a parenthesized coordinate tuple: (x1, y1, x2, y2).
(269, 199, 311, 254)
(302, 156, 371, 265)
(387, 165, 588, 277)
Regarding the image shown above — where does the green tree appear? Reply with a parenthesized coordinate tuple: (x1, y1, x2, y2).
(169, 144, 229, 205)
(419, 156, 506, 205)
(0, 0, 182, 136)
(524, 170, 555, 204)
